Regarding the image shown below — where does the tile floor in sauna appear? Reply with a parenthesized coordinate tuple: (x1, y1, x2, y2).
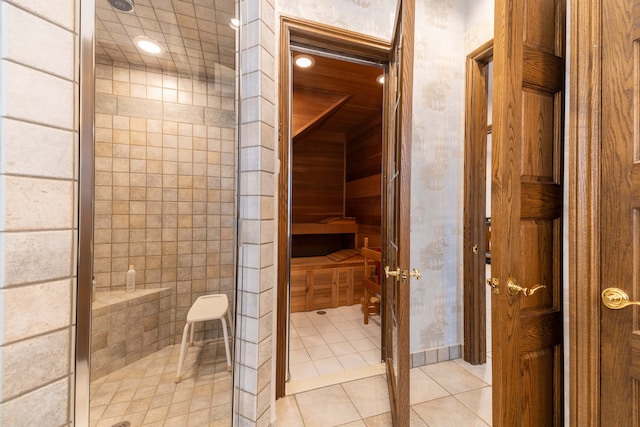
(288, 304, 384, 384)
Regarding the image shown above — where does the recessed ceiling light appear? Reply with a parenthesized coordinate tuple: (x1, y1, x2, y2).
(229, 18, 240, 30)
(294, 55, 315, 68)
(133, 36, 162, 54)
(377, 74, 385, 84)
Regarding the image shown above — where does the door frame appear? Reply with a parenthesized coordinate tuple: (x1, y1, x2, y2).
(276, 17, 391, 398)
(569, 0, 601, 424)
(463, 39, 493, 366)
(76, 0, 96, 424)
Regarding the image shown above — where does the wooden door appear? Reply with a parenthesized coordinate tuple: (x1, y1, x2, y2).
(382, 0, 414, 425)
(598, 0, 640, 424)
(491, 0, 565, 425)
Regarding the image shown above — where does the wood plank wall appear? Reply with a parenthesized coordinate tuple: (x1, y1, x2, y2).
(291, 115, 382, 254)
(292, 129, 346, 223)
(346, 116, 382, 248)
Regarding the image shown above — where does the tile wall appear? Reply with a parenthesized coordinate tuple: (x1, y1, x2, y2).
(0, 0, 77, 425)
(234, 0, 277, 425)
(93, 59, 236, 344)
(90, 288, 172, 380)
(410, 344, 462, 368)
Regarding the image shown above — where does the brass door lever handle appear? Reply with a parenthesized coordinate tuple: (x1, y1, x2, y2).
(507, 277, 546, 296)
(384, 266, 400, 278)
(601, 287, 640, 309)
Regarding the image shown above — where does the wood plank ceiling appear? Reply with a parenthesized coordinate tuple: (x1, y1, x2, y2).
(292, 53, 384, 140)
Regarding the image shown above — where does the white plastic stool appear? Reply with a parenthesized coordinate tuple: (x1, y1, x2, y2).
(175, 294, 233, 382)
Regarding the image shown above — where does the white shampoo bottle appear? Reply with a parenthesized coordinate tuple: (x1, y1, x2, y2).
(126, 265, 136, 292)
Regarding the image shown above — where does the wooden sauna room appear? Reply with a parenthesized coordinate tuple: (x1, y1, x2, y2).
(288, 52, 384, 315)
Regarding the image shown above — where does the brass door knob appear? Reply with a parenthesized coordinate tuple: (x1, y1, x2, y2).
(601, 287, 640, 309)
(507, 277, 546, 296)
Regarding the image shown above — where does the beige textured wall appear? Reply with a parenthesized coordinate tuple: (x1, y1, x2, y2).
(0, 0, 77, 425)
(409, 0, 467, 354)
(93, 60, 236, 344)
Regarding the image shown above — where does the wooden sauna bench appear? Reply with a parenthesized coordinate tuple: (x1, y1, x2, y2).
(290, 254, 365, 313)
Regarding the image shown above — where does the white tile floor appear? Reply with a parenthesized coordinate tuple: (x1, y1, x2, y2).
(281, 299, 493, 426)
(278, 356, 493, 426)
(88, 301, 493, 426)
(288, 304, 383, 384)
(89, 341, 232, 427)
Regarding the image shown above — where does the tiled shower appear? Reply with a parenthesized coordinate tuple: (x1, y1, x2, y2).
(88, 0, 238, 398)
(90, 62, 237, 399)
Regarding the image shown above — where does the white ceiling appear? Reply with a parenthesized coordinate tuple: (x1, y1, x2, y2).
(95, 0, 236, 80)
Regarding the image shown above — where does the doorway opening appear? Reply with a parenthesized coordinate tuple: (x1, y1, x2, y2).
(276, 17, 395, 398)
(286, 49, 385, 392)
